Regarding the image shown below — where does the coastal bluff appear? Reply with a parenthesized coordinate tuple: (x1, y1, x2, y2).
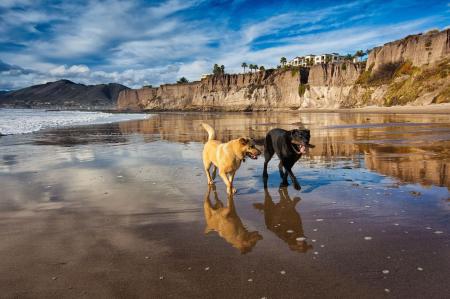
(118, 29, 450, 111)
(118, 68, 308, 111)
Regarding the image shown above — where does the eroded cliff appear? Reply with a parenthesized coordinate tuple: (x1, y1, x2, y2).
(118, 29, 450, 111)
(367, 29, 450, 72)
(118, 68, 308, 111)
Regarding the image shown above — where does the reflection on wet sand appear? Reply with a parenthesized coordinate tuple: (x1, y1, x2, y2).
(203, 186, 262, 254)
(1, 112, 449, 298)
(118, 113, 450, 189)
(32, 123, 128, 146)
(254, 185, 312, 253)
(362, 144, 450, 188)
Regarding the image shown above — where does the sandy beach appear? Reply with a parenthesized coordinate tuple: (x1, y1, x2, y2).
(0, 111, 449, 298)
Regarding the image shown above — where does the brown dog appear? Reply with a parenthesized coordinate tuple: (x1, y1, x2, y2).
(201, 123, 261, 194)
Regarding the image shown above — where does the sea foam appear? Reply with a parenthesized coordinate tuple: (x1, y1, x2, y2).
(0, 109, 150, 135)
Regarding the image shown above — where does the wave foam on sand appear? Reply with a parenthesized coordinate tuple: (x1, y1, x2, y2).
(0, 109, 150, 135)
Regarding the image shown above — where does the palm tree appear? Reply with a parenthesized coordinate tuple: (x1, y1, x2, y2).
(241, 62, 248, 73)
(220, 65, 225, 74)
(248, 64, 254, 73)
(354, 50, 365, 62)
(259, 65, 265, 72)
(280, 57, 287, 66)
(254, 64, 258, 71)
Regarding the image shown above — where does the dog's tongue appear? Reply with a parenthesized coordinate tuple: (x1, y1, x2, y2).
(300, 145, 307, 154)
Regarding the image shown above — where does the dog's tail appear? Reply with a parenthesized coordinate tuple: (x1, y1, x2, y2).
(201, 123, 216, 141)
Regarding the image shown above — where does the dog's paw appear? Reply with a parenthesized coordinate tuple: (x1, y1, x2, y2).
(293, 183, 302, 191)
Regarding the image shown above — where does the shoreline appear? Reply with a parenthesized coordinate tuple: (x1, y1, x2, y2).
(2, 103, 450, 115)
(134, 103, 450, 114)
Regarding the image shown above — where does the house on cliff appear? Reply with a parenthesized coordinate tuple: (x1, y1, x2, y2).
(288, 53, 346, 67)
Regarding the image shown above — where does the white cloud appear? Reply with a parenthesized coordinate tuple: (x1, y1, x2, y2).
(176, 59, 211, 80)
(49, 65, 90, 76)
(0, 0, 446, 89)
(0, 62, 182, 90)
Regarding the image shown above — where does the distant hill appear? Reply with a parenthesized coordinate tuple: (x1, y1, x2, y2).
(0, 79, 129, 109)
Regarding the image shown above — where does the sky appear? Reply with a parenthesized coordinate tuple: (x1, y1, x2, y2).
(0, 0, 449, 90)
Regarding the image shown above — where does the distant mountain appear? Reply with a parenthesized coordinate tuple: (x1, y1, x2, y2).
(0, 79, 129, 109)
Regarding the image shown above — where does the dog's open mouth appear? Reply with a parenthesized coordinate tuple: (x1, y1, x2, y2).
(246, 152, 259, 160)
(291, 141, 309, 154)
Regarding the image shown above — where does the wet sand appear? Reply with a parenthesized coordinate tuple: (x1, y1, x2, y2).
(0, 112, 449, 298)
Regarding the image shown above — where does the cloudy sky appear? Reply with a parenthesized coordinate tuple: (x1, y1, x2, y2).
(0, 0, 449, 90)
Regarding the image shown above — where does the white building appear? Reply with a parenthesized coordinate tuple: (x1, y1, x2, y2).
(303, 55, 316, 66)
(288, 55, 316, 67)
(314, 53, 345, 64)
(288, 53, 346, 67)
(288, 56, 302, 66)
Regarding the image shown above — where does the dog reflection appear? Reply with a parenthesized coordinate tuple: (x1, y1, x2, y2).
(254, 185, 312, 253)
(204, 186, 262, 254)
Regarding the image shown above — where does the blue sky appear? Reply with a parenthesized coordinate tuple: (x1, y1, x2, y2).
(0, 0, 449, 89)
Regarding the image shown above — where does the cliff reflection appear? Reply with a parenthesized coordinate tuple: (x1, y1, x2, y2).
(254, 186, 312, 253)
(203, 186, 262, 254)
(119, 113, 450, 189)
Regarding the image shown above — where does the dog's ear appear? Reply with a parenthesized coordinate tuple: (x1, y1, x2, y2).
(239, 137, 249, 145)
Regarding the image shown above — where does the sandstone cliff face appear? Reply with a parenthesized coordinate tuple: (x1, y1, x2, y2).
(301, 62, 363, 108)
(367, 29, 450, 71)
(118, 69, 307, 111)
(118, 29, 450, 111)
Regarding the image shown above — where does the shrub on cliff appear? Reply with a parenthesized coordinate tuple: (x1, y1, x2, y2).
(213, 64, 225, 76)
(298, 83, 309, 97)
(356, 62, 403, 85)
(394, 61, 419, 77)
(383, 58, 450, 106)
(177, 77, 189, 83)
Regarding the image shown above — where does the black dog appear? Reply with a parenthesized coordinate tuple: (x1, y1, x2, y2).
(262, 128, 313, 190)
(253, 187, 312, 253)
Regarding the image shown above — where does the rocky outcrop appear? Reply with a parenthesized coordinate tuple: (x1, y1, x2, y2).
(0, 79, 129, 109)
(367, 29, 450, 71)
